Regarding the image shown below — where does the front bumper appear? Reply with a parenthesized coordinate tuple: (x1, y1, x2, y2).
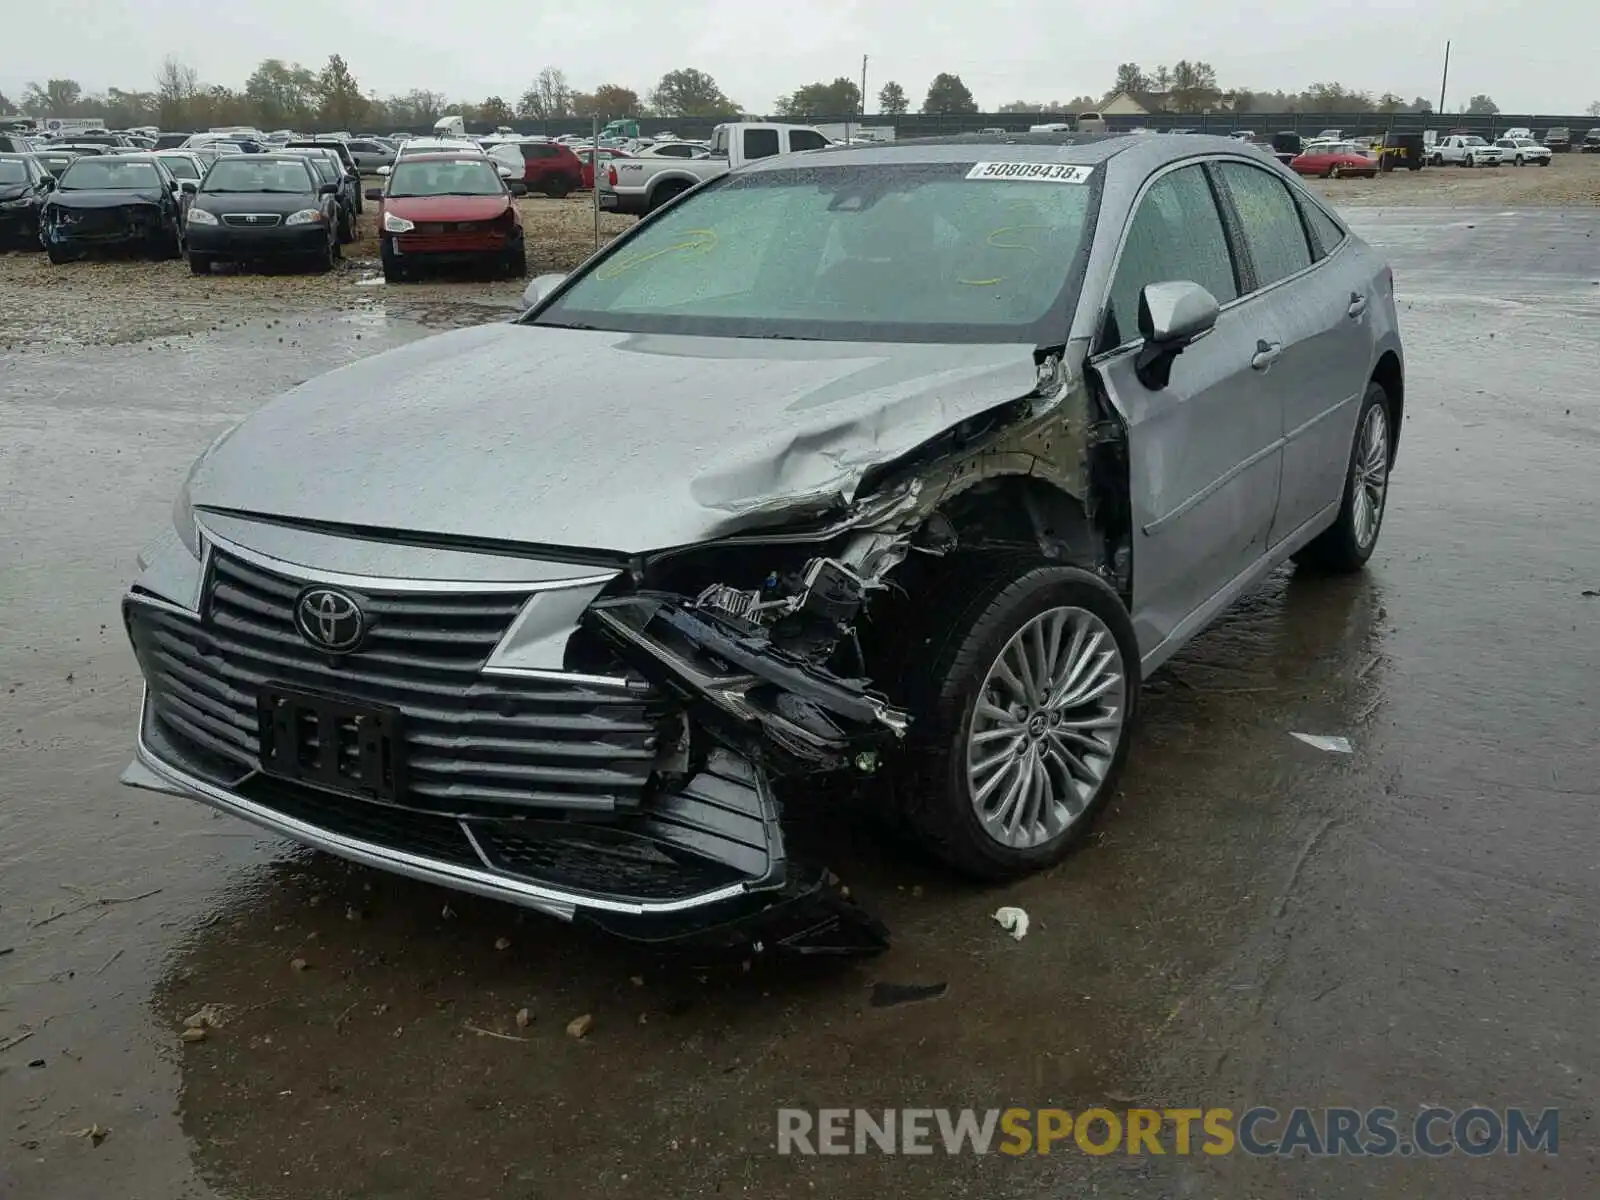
(120, 534, 890, 955)
(44, 206, 163, 247)
(186, 223, 329, 257)
(388, 229, 517, 258)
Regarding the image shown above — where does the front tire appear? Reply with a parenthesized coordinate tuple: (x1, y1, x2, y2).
(891, 562, 1139, 880)
(188, 252, 212, 275)
(1295, 382, 1392, 573)
(543, 176, 573, 199)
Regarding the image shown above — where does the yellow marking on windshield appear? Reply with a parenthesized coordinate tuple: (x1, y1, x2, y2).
(957, 223, 1051, 285)
(595, 228, 718, 279)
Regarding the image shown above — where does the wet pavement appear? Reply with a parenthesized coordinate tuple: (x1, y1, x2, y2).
(2, 207, 1597, 1200)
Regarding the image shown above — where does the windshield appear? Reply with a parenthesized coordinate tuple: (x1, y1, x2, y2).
(0, 160, 26, 183)
(159, 156, 199, 179)
(531, 162, 1099, 344)
(296, 156, 337, 182)
(203, 158, 313, 193)
(387, 159, 505, 197)
(60, 159, 160, 190)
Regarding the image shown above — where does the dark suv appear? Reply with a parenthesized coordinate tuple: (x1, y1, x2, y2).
(1583, 128, 1600, 153)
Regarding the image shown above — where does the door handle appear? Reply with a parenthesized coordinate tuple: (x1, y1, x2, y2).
(1347, 292, 1368, 318)
(1250, 339, 1283, 371)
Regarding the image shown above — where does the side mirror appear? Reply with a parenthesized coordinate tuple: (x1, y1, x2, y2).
(376, 165, 391, 177)
(169, 178, 181, 192)
(1134, 281, 1219, 390)
(319, 182, 339, 195)
(180, 180, 198, 193)
(364, 187, 382, 200)
(521, 272, 566, 308)
(496, 164, 514, 179)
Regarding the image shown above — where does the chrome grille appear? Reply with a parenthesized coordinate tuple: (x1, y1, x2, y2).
(221, 213, 283, 228)
(126, 550, 660, 813)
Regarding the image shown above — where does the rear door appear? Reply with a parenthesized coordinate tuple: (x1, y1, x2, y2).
(1092, 159, 1282, 657)
(1213, 159, 1371, 544)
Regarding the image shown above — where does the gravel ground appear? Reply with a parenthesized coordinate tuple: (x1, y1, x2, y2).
(3, 155, 1595, 350)
(0, 194, 635, 351)
(1311, 148, 1600, 206)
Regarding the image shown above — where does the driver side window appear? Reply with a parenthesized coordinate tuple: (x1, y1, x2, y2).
(1103, 164, 1238, 350)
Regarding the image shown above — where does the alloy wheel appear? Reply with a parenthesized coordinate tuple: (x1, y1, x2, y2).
(1351, 403, 1390, 550)
(966, 606, 1127, 849)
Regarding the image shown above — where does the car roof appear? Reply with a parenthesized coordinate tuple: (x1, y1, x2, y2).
(739, 131, 1243, 175)
(395, 151, 502, 163)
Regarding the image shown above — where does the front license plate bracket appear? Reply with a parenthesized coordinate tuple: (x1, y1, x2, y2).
(256, 685, 405, 801)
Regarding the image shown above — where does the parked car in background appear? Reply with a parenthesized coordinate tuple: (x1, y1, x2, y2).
(632, 141, 712, 160)
(153, 150, 206, 187)
(152, 133, 191, 150)
(0, 153, 54, 247)
(1543, 127, 1571, 152)
(1430, 135, 1501, 167)
(576, 146, 631, 190)
(30, 148, 79, 178)
(602, 121, 830, 214)
(1269, 131, 1303, 164)
(185, 153, 342, 275)
(280, 150, 358, 243)
(369, 153, 525, 282)
(1290, 141, 1379, 178)
(0, 133, 34, 154)
(121, 133, 1403, 953)
(52, 142, 110, 158)
(283, 140, 363, 211)
(1493, 137, 1552, 166)
(343, 138, 396, 173)
(1583, 129, 1600, 153)
(41, 153, 185, 263)
(484, 139, 584, 197)
(193, 141, 245, 168)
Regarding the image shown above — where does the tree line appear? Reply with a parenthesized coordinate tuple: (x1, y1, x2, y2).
(6, 56, 1594, 132)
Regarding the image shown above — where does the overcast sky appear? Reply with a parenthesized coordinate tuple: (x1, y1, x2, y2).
(5, 0, 1597, 115)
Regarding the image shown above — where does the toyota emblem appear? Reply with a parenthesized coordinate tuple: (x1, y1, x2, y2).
(294, 587, 367, 653)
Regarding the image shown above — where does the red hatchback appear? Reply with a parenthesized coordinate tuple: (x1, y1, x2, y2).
(486, 140, 585, 197)
(370, 154, 526, 282)
(1290, 142, 1379, 179)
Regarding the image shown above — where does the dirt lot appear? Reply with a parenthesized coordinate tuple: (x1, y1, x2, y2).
(1310, 147, 1600, 206)
(0, 195, 634, 351)
(3, 154, 1596, 352)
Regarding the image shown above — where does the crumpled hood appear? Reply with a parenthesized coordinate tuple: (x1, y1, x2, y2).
(48, 189, 164, 210)
(190, 322, 1041, 552)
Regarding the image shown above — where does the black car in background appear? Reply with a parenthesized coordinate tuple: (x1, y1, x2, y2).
(0, 154, 55, 247)
(282, 140, 362, 212)
(184, 154, 342, 275)
(281, 150, 357, 242)
(40, 154, 186, 263)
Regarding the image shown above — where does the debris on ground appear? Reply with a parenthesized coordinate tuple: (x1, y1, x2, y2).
(290, 957, 309, 972)
(180, 1027, 207, 1044)
(993, 906, 1030, 941)
(1290, 732, 1354, 753)
(464, 1022, 529, 1043)
(69, 1124, 110, 1147)
(870, 981, 949, 1008)
(494, 936, 512, 951)
(515, 1007, 532, 1029)
(182, 1004, 229, 1031)
(566, 1014, 594, 1040)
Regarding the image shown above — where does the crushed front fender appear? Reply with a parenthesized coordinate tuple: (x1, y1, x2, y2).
(584, 592, 910, 775)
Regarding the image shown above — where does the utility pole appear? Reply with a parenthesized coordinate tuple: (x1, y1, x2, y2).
(861, 54, 869, 121)
(1437, 40, 1450, 123)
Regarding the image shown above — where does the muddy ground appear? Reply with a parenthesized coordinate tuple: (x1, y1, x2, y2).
(1, 177, 1598, 1200)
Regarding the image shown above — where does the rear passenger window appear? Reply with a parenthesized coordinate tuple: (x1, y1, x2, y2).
(1103, 164, 1238, 350)
(1298, 198, 1346, 260)
(1217, 161, 1313, 287)
(788, 130, 830, 152)
(743, 128, 781, 159)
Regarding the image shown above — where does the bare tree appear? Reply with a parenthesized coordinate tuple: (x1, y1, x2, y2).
(155, 57, 199, 127)
(518, 67, 572, 122)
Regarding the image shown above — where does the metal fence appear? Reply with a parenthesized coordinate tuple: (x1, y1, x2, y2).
(384, 111, 1597, 141)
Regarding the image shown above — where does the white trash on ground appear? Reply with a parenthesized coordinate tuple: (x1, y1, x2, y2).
(992, 906, 1030, 941)
(1289, 732, 1353, 753)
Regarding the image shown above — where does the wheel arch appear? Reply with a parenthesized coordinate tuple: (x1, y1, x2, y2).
(1371, 350, 1404, 461)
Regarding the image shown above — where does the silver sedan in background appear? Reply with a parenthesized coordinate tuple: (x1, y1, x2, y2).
(121, 132, 1402, 953)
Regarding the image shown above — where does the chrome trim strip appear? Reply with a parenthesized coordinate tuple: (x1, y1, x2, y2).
(1283, 390, 1359, 446)
(124, 589, 204, 622)
(195, 524, 620, 594)
(479, 664, 636, 690)
(126, 700, 751, 918)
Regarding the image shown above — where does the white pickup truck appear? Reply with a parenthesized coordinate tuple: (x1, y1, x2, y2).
(1429, 134, 1502, 167)
(599, 122, 831, 215)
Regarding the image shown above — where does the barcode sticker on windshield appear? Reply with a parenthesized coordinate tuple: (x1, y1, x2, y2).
(966, 162, 1095, 183)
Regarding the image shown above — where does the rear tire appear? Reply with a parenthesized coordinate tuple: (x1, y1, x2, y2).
(1294, 382, 1392, 573)
(543, 176, 573, 199)
(888, 560, 1140, 881)
(188, 253, 211, 275)
(46, 246, 71, 265)
(647, 180, 690, 212)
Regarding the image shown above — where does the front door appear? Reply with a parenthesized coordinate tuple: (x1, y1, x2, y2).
(1092, 161, 1283, 659)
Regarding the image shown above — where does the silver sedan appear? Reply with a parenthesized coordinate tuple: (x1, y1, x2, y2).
(121, 132, 1402, 952)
